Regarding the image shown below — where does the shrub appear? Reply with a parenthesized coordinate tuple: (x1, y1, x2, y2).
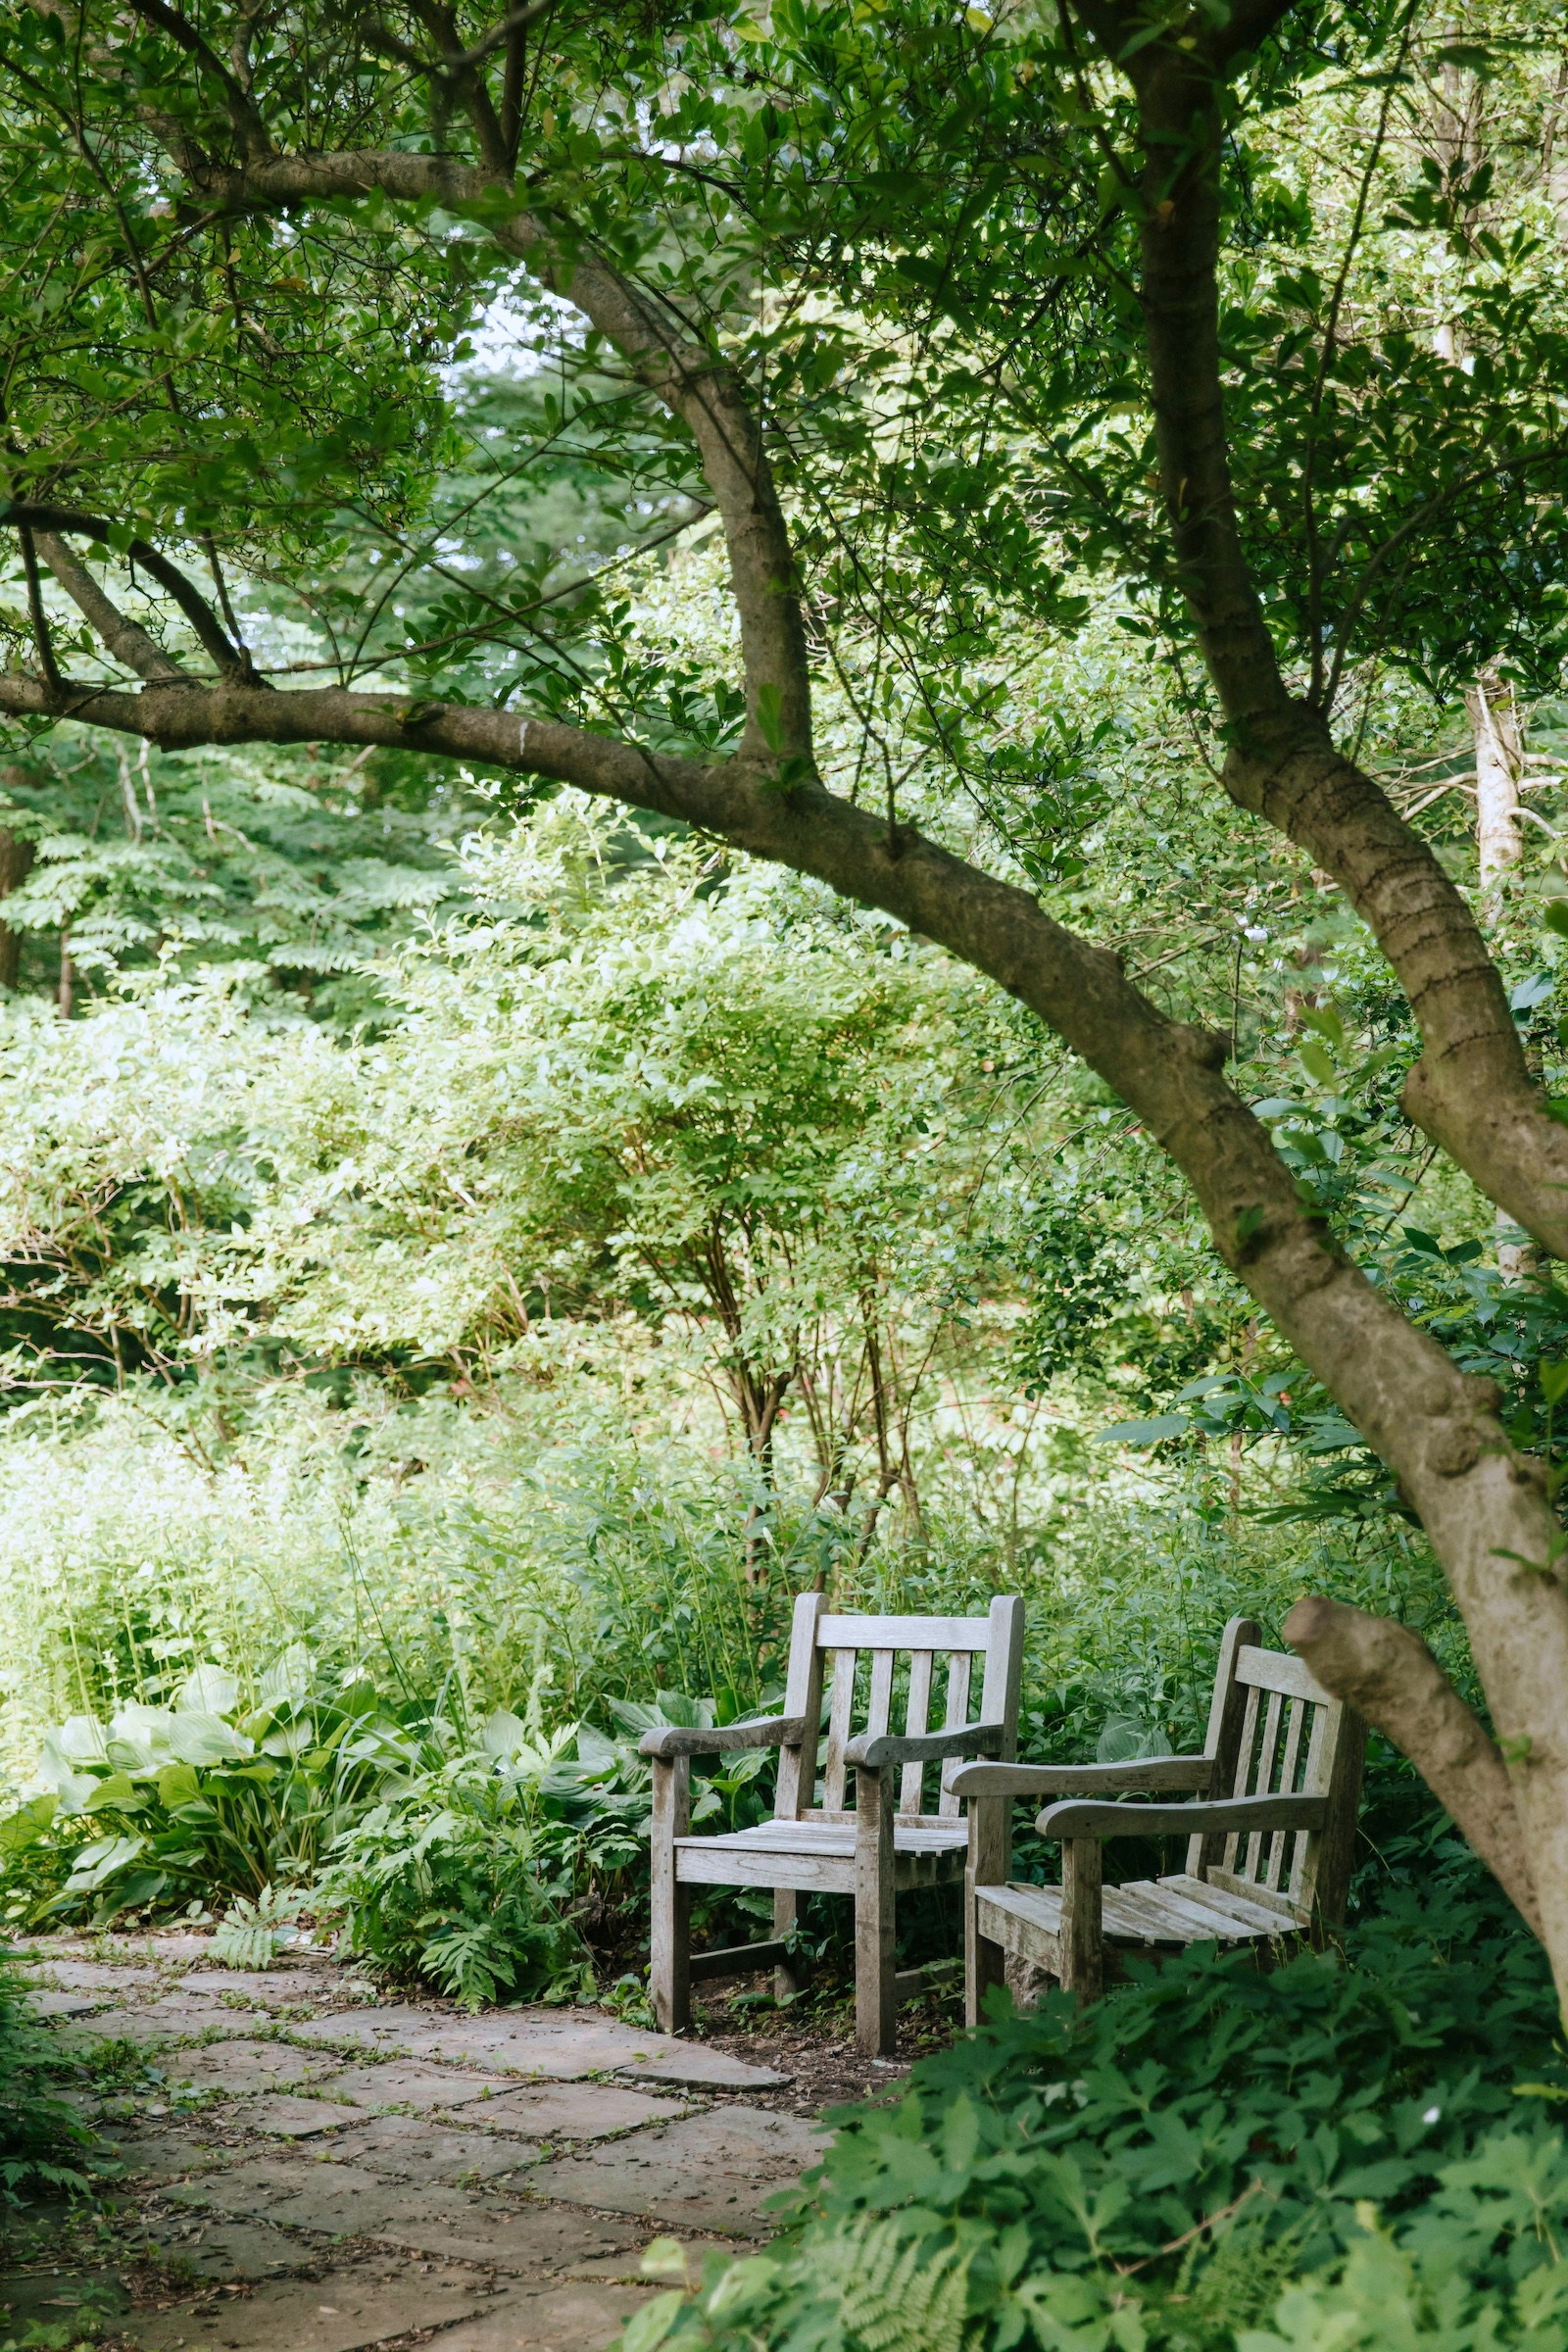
(315, 1723, 592, 2008)
(0, 1644, 604, 2010)
(0, 1951, 95, 2210)
(0, 1646, 449, 1930)
(637, 1886, 1568, 2351)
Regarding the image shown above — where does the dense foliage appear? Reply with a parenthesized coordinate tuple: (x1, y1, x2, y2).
(643, 1886, 1568, 2351)
(0, 1, 1567, 2338)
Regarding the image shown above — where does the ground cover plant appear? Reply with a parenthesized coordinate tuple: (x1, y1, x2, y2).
(0, 1950, 95, 2214)
(641, 1883, 1568, 2351)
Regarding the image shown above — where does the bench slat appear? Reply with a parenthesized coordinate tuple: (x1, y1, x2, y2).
(900, 1650, 934, 1816)
(817, 1613, 989, 1651)
(939, 1650, 972, 1815)
(821, 1647, 857, 1815)
(1237, 1643, 1333, 1705)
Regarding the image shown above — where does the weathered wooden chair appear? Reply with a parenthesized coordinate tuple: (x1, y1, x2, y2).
(641, 1590, 1025, 2054)
(952, 1617, 1365, 2013)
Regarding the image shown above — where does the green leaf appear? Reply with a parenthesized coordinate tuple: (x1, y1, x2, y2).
(1097, 1414, 1189, 1446)
(83, 1772, 143, 1812)
(620, 2291, 684, 2352)
(167, 1710, 254, 1765)
(155, 1760, 203, 1808)
(176, 1663, 240, 1715)
(0, 1791, 58, 1854)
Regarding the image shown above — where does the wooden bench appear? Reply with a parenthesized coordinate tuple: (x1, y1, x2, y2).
(951, 1616, 1365, 2011)
(642, 1590, 1024, 2054)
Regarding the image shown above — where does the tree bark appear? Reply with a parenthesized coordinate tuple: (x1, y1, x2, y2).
(0, 833, 33, 994)
(1461, 673, 1537, 1281)
(1286, 1595, 1543, 1937)
(1469, 672, 1524, 921)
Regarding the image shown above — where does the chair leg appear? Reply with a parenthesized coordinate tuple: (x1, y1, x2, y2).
(965, 1796, 1007, 2029)
(855, 1763, 897, 2056)
(772, 1889, 799, 2003)
(966, 1909, 1006, 2029)
(1059, 1836, 1103, 2006)
(649, 1754, 691, 2034)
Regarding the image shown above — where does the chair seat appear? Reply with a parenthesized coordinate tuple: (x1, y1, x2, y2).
(675, 1815, 969, 1894)
(975, 1870, 1304, 1976)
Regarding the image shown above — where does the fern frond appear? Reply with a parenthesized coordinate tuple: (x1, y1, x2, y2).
(819, 2217, 974, 2352)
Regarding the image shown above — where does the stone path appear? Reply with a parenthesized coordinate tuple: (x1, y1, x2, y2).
(6, 1937, 828, 2352)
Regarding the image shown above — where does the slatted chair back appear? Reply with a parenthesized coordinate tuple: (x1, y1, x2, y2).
(774, 1591, 1023, 1828)
(1188, 1616, 1365, 1932)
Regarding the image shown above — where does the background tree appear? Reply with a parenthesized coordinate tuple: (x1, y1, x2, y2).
(2, 0, 1568, 1989)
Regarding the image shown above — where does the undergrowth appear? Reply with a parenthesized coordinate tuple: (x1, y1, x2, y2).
(0, 1949, 96, 2211)
(637, 1881, 1568, 2351)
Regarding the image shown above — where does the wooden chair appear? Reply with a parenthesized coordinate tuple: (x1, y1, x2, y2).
(952, 1617, 1365, 2014)
(641, 1590, 1025, 2055)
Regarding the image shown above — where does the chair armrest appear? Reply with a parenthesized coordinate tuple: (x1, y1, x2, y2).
(638, 1714, 806, 1761)
(845, 1721, 1006, 1771)
(949, 1755, 1213, 1801)
(1036, 1792, 1327, 1840)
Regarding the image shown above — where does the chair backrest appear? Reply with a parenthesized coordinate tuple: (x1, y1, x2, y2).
(1188, 1616, 1366, 1931)
(774, 1592, 1024, 1826)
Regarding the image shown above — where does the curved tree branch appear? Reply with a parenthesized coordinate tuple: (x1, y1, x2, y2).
(34, 534, 186, 682)
(1286, 1593, 1543, 1936)
(182, 150, 811, 763)
(1068, 17, 1568, 1268)
(0, 505, 258, 684)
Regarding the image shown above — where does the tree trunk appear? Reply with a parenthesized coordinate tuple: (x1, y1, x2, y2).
(1462, 674, 1536, 1281)
(1468, 672, 1523, 923)
(0, 832, 33, 993)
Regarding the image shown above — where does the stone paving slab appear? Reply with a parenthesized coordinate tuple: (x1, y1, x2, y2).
(368, 2189, 640, 2275)
(169, 2037, 345, 2091)
(530, 2106, 823, 2237)
(54, 2001, 253, 2048)
(245, 2094, 368, 2139)
(99, 2128, 243, 2184)
(470, 2082, 686, 2142)
(181, 1970, 338, 2002)
(326, 2116, 542, 2183)
(422, 2279, 656, 2350)
(24, 1987, 104, 2018)
(169, 2154, 640, 2273)
(166, 2153, 332, 2219)
(138, 2215, 319, 2280)
(15, 1958, 166, 1991)
(289, 2005, 445, 2054)
(127, 2255, 497, 2352)
(430, 2013, 789, 2090)
(291, 2007, 787, 2088)
(314, 2059, 512, 2110)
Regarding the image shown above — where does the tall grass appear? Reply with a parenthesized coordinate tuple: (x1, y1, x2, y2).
(0, 1375, 1457, 1794)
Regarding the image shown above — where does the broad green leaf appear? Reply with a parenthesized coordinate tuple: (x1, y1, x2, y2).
(177, 1663, 240, 1716)
(167, 1710, 254, 1765)
(1097, 1415, 1188, 1446)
